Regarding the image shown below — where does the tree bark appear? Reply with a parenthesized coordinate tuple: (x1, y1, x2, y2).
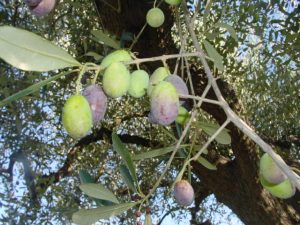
(92, 1, 300, 224)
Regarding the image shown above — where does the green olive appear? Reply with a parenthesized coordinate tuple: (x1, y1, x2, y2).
(103, 62, 131, 98)
(62, 95, 93, 139)
(128, 70, 149, 98)
(146, 8, 165, 28)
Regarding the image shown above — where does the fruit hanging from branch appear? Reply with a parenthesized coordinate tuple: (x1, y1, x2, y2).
(146, 8, 165, 28)
(83, 84, 107, 125)
(103, 62, 131, 98)
(165, 75, 189, 105)
(165, 0, 182, 6)
(147, 67, 170, 96)
(100, 49, 133, 69)
(259, 153, 287, 184)
(149, 81, 179, 125)
(62, 95, 93, 139)
(24, 0, 56, 17)
(259, 153, 296, 199)
(128, 70, 150, 98)
(173, 180, 195, 206)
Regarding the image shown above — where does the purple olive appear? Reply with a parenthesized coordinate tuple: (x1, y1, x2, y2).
(24, 0, 42, 7)
(83, 84, 108, 125)
(27, 0, 56, 17)
(173, 180, 194, 206)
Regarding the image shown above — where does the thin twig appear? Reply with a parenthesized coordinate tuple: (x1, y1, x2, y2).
(179, 94, 222, 106)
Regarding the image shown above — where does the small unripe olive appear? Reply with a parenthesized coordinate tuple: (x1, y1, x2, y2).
(147, 67, 170, 96)
(100, 49, 132, 69)
(103, 62, 130, 98)
(128, 70, 149, 98)
(175, 106, 190, 125)
(260, 153, 287, 184)
(165, 0, 182, 6)
(173, 180, 194, 206)
(26, 0, 56, 17)
(146, 8, 165, 28)
(62, 95, 92, 139)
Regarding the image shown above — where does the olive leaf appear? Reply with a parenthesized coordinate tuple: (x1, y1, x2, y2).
(0, 70, 75, 108)
(72, 202, 137, 225)
(91, 30, 120, 49)
(198, 121, 231, 145)
(215, 22, 238, 42)
(112, 133, 138, 187)
(0, 26, 81, 71)
(203, 40, 224, 71)
(79, 183, 119, 204)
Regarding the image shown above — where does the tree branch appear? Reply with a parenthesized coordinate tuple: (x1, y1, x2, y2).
(38, 127, 159, 194)
(0, 150, 39, 206)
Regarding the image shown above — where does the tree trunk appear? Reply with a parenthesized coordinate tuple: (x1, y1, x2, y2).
(94, 1, 300, 224)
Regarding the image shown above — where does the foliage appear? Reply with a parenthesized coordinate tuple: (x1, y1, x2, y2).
(0, 0, 299, 225)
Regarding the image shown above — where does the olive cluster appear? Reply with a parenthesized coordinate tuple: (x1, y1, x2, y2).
(62, 49, 190, 139)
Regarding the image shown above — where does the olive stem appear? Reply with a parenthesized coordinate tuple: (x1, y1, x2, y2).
(92, 66, 102, 84)
(179, 94, 223, 106)
(83, 51, 213, 74)
(129, 23, 147, 51)
(75, 65, 86, 94)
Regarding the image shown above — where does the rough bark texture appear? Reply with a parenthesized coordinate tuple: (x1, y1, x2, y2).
(94, 0, 299, 224)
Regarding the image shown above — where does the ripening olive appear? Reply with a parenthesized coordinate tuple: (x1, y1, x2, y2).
(173, 180, 195, 206)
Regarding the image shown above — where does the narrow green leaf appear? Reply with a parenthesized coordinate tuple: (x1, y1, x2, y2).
(119, 164, 137, 192)
(112, 133, 138, 185)
(133, 146, 175, 161)
(206, 31, 219, 40)
(60, 208, 78, 221)
(203, 0, 213, 26)
(0, 26, 81, 71)
(0, 70, 75, 108)
(72, 202, 136, 225)
(85, 51, 103, 61)
(133, 145, 185, 161)
(79, 183, 119, 204)
(132, 145, 207, 161)
(91, 30, 120, 49)
(203, 40, 224, 71)
(79, 170, 94, 184)
(215, 22, 238, 42)
(198, 121, 231, 145)
(79, 170, 113, 206)
(197, 156, 217, 170)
